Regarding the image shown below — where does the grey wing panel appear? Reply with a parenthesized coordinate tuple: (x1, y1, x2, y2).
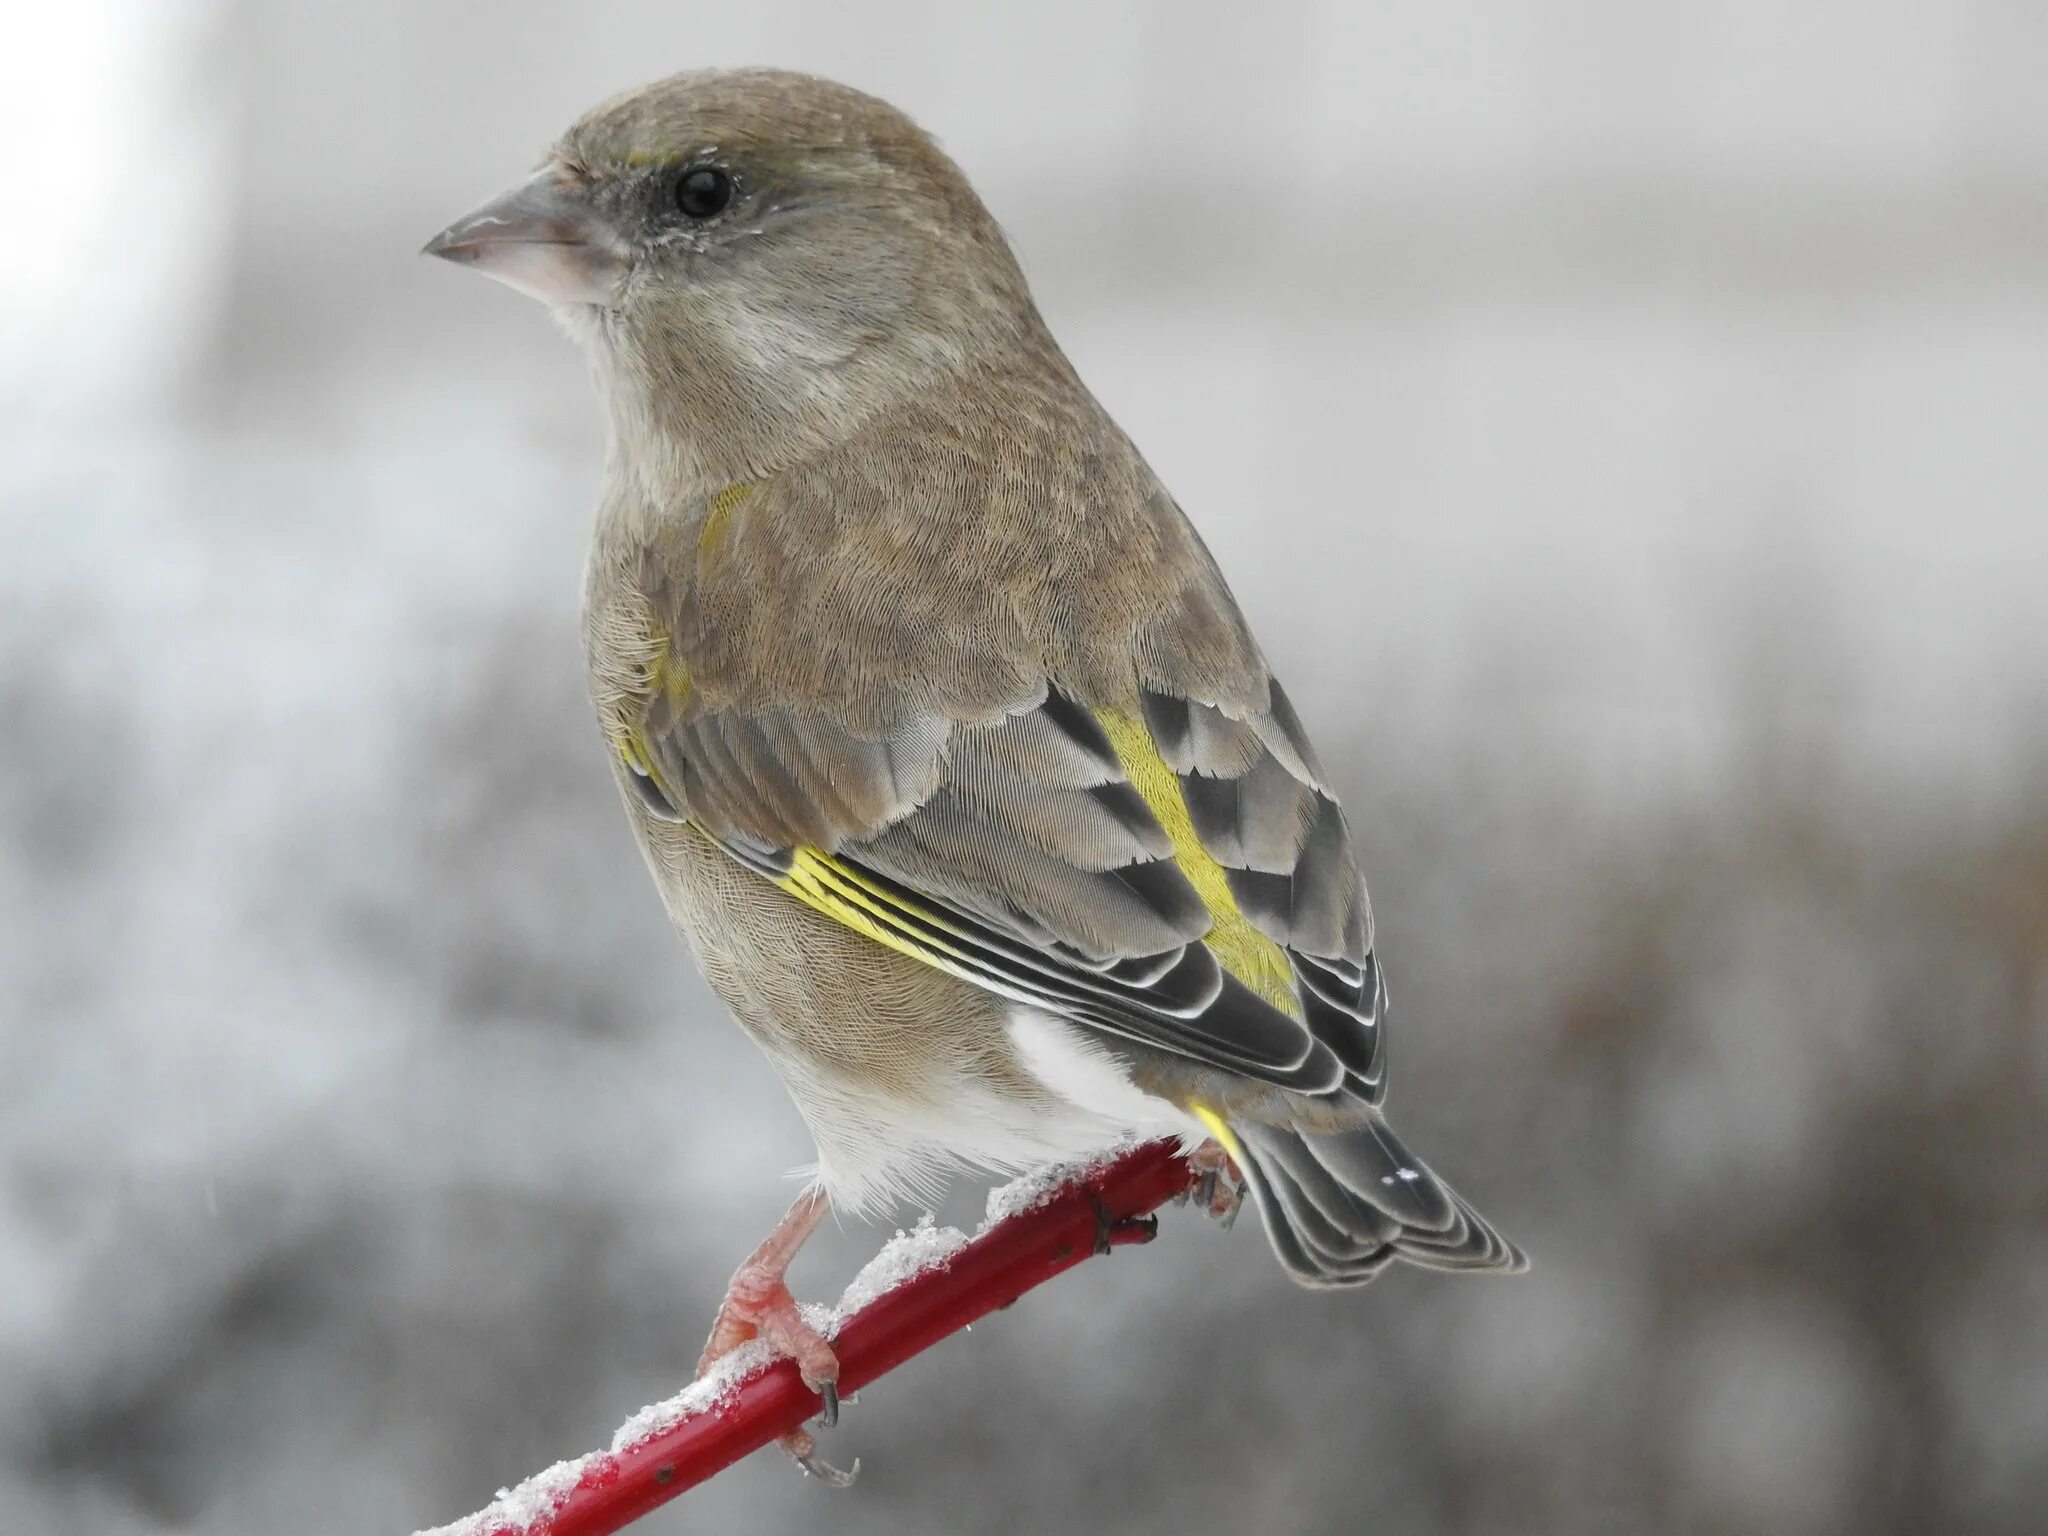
(1141, 683, 1389, 1101)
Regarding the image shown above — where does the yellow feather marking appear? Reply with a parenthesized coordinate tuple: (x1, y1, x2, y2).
(699, 482, 753, 562)
(647, 651, 692, 708)
(1094, 708, 1300, 1016)
(618, 731, 652, 776)
(1190, 1104, 1246, 1164)
(777, 848, 979, 984)
(806, 851, 956, 932)
(610, 627, 691, 794)
(777, 845, 1253, 1174)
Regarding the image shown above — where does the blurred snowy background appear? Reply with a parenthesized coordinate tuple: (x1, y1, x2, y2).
(4, 3, 2046, 1534)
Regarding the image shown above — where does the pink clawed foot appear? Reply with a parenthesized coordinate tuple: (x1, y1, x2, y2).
(696, 1188, 858, 1487)
(1187, 1138, 1245, 1228)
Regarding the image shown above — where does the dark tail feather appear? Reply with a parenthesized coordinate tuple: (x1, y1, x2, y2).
(1233, 1116, 1527, 1288)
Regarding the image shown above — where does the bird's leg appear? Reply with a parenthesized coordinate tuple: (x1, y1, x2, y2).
(696, 1187, 834, 1379)
(1187, 1138, 1245, 1229)
(698, 1187, 856, 1485)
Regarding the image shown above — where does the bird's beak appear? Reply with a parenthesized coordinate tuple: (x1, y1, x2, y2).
(421, 169, 631, 308)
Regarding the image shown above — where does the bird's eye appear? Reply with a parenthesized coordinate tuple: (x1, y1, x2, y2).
(676, 166, 734, 219)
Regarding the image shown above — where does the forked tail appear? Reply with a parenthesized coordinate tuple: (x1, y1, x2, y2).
(1229, 1114, 1527, 1287)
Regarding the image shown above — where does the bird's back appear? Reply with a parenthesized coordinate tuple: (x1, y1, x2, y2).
(587, 343, 1272, 742)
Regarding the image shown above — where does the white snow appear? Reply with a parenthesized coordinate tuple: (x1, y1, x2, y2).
(803, 1214, 971, 1334)
(412, 1450, 602, 1536)
(607, 1337, 780, 1452)
(980, 1139, 1142, 1228)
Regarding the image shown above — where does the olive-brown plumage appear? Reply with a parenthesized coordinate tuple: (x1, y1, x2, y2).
(428, 69, 1523, 1329)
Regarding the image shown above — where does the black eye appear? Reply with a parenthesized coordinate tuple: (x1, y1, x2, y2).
(676, 166, 733, 219)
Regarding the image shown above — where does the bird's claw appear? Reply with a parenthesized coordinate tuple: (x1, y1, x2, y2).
(782, 1426, 859, 1488)
(800, 1451, 861, 1488)
(816, 1379, 839, 1429)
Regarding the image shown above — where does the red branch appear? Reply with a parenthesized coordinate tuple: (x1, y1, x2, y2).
(419, 1140, 1192, 1536)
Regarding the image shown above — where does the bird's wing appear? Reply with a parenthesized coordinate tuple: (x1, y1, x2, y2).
(621, 664, 1388, 1105)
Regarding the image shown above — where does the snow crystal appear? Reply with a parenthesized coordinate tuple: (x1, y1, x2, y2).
(412, 1450, 601, 1536)
(608, 1337, 777, 1452)
(980, 1140, 1135, 1229)
(801, 1214, 969, 1335)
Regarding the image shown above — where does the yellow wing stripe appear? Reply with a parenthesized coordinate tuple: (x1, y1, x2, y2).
(622, 684, 1300, 1027)
(777, 848, 981, 986)
(1094, 707, 1300, 1015)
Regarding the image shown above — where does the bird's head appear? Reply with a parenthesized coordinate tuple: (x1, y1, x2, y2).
(424, 68, 1042, 488)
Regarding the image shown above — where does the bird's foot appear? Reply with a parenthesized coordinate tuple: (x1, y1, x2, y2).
(1187, 1138, 1245, 1230)
(697, 1267, 842, 1399)
(696, 1190, 857, 1486)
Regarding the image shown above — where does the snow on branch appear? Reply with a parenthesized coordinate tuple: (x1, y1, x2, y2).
(414, 1139, 1193, 1536)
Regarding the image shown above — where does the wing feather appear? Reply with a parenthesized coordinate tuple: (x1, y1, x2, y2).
(629, 671, 1389, 1105)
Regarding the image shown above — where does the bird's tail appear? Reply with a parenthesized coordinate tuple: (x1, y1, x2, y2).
(1228, 1114, 1527, 1287)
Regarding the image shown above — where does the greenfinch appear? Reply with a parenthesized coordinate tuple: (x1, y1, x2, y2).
(426, 65, 1524, 1474)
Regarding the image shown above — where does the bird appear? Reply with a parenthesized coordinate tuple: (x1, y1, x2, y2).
(424, 66, 1525, 1479)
